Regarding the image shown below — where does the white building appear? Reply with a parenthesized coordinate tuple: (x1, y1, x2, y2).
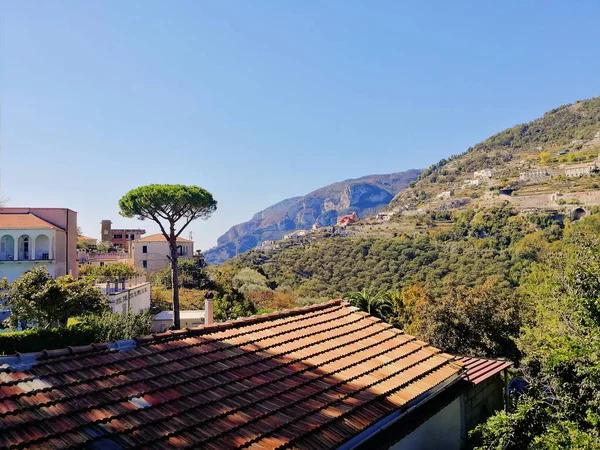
(565, 164, 596, 177)
(0, 209, 79, 282)
(129, 233, 194, 272)
(473, 168, 493, 179)
(519, 169, 550, 182)
(95, 275, 151, 314)
(464, 179, 481, 187)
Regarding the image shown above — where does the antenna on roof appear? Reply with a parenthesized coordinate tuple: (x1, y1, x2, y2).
(189, 231, 193, 241)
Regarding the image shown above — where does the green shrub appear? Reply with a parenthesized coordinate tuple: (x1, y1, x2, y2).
(0, 311, 154, 355)
(0, 325, 98, 355)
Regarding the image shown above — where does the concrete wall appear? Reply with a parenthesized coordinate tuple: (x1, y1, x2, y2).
(462, 375, 504, 438)
(152, 315, 205, 332)
(107, 282, 151, 314)
(391, 396, 462, 450)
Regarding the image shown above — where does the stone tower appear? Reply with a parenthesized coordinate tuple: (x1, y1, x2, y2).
(100, 220, 112, 242)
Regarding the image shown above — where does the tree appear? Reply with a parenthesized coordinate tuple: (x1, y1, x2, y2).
(407, 278, 522, 361)
(79, 262, 140, 281)
(154, 259, 209, 289)
(118, 184, 217, 329)
(343, 288, 394, 321)
(473, 235, 600, 448)
(2, 267, 107, 329)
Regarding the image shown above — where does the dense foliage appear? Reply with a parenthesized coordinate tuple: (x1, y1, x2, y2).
(473, 233, 600, 448)
(79, 262, 140, 280)
(233, 207, 537, 299)
(0, 311, 154, 355)
(1, 267, 107, 329)
(76, 311, 154, 343)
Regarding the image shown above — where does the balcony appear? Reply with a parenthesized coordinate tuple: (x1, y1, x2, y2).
(95, 274, 147, 294)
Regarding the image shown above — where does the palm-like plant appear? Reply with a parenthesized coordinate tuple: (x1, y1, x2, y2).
(343, 288, 394, 321)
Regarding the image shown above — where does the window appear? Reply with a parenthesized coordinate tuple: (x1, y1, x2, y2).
(142, 245, 147, 254)
(125, 234, 129, 239)
(142, 260, 147, 269)
(114, 234, 123, 239)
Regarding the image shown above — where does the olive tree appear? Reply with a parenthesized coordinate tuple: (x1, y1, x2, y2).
(118, 184, 217, 329)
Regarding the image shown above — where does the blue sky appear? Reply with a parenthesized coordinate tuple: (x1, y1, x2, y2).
(1, 1, 599, 250)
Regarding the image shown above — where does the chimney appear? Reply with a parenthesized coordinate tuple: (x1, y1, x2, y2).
(204, 293, 214, 325)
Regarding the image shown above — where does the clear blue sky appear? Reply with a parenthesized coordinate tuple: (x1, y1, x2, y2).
(1, 1, 599, 250)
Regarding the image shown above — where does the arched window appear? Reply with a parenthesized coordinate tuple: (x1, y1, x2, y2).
(35, 235, 50, 260)
(18, 235, 30, 260)
(0, 235, 14, 261)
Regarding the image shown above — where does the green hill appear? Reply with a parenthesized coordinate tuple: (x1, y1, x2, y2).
(387, 96, 600, 214)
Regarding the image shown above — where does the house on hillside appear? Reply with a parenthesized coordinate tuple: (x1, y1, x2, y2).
(338, 212, 358, 225)
(129, 233, 194, 272)
(376, 213, 392, 221)
(473, 168, 493, 179)
(563, 153, 600, 178)
(0, 299, 511, 449)
(464, 179, 481, 187)
(436, 191, 454, 200)
(0, 208, 78, 282)
(519, 169, 550, 182)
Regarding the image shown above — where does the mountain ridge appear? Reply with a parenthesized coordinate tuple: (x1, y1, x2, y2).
(205, 170, 421, 264)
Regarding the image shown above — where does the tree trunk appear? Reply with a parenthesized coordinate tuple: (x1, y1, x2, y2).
(170, 233, 180, 330)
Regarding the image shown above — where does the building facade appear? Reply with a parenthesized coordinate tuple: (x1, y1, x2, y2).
(100, 220, 146, 248)
(95, 275, 151, 314)
(0, 208, 78, 282)
(129, 233, 194, 272)
(473, 168, 493, 179)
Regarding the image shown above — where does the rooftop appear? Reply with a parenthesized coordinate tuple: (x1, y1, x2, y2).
(0, 300, 471, 449)
(0, 213, 63, 231)
(134, 233, 193, 243)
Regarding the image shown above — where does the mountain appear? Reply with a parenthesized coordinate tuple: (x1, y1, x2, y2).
(204, 170, 421, 264)
(386, 97, 600, 214)
(225, 96, 600, 297)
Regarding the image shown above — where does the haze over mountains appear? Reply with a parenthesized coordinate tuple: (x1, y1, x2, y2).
(204, 170, 421, 263)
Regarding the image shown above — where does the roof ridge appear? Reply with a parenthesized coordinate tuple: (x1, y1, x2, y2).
(0, 213, 64, 231)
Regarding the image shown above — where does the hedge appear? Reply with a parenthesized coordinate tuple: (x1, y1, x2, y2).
(0, 311, 154, 356)
(0, 326, 99, 356)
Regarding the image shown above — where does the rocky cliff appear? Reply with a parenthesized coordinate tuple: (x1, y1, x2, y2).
(204, 170, 421, 264)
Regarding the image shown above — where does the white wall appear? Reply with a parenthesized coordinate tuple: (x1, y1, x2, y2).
(391, 397, 462, 450)
(107, 282, 151, 314)
(132, 240, 194, 272)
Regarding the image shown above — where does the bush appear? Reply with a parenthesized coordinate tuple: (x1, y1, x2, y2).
(77, 311, 153, 342)
(0, 325, 98, 355)
(0, 311, 154, 355)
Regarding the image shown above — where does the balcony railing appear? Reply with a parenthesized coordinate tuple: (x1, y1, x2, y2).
(0, 253, 52, 262)
(95, 274, 147, 294)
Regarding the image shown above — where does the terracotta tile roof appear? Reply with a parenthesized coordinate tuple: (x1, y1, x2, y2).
(0, 213, 63, 231)
(457, 356, 512, 385)
(0, 300, 463, 449)
(134, 233, 192, 243)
